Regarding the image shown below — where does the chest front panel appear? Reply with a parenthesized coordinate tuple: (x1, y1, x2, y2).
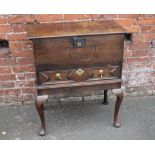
(33, 34, 124, 85)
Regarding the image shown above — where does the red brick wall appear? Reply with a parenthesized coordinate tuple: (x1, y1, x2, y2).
(0, 14, 155, 106)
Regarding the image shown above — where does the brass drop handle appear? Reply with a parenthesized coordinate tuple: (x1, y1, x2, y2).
(55, 73, 62, 80)
(99, 69, 104, 78)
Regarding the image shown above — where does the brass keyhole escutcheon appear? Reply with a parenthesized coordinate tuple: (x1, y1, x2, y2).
(99, 69, 104, 78)
(76, 69, 84, 76)
(55, 73, 62, 80)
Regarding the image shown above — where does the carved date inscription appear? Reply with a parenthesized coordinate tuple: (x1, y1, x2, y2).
(68, 46, 96, 66)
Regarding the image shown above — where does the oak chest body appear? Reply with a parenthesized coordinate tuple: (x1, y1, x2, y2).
(28, 20, 127, 136)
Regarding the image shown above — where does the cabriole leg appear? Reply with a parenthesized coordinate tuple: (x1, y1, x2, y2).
(36, 95, 48, 136)
(112, 89, 123, 128)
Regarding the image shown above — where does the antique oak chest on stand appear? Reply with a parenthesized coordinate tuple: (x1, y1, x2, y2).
(27, 20, 128, 136)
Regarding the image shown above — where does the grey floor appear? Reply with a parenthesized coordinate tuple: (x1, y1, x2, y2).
(0, 96, 155, 140)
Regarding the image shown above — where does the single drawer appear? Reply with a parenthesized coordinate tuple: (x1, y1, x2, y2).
(38, 65, 121, 85)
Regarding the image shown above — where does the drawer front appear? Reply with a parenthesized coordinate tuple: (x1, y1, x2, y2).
(33, 34, 124, 72)
(38, 66, 121, 85)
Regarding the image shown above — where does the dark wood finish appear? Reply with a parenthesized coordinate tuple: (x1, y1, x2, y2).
(38, 66, 121, 84)
(27, 20, 126, 39)
(35, 95, 48, 136)
(114, 92, 123, 128)
(37, 79, 122, 90)
(27, 20, 127, 136)
(31, 34, 124, 72)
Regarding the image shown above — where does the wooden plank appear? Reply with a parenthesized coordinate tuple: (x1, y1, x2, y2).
(37, 79, 122, 90)
(38, 82, 121, 96)
(27, 20, 127, 39)
(33, 34, 124, 72)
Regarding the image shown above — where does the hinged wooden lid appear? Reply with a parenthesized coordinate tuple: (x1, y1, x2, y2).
(27, 20, 127, 39)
